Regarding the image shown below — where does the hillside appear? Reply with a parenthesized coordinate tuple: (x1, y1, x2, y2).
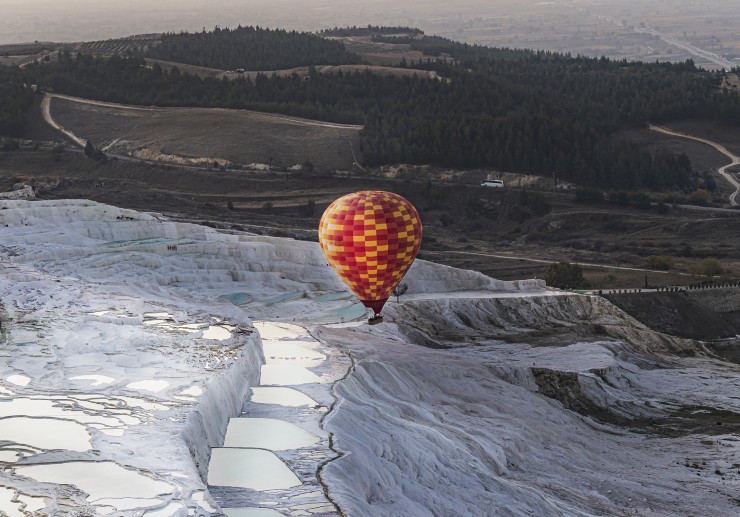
(605, 290, 740, 340)
(6, 26, 739, 190)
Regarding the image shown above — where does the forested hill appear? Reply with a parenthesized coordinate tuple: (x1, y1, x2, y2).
(6, 27, 740, 190)
(147, 26, 359, 71)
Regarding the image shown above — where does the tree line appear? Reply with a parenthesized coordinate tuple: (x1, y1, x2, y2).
(320, 26, 424, 37)
(0, 65, 34, 138)
(8, 26, 740, 191)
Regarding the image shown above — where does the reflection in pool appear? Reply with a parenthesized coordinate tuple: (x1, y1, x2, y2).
(207, 449, 302, 491)
(259, 364, 324, 386)
(253, 322, 310, 340)
(0, 486, 46, 517)
(224, 418, 320, 450)
(261, 340, 326, 365)
(15, 461, 174, 511)
(223, 508, 287, 517)
(126, 380, 169, 393)
(249, 387, 318, 407)
(0, 417, 91, 452)
(142, 501, 185, 516)
(70, 374, 115, 386)
(202, 325, 233, 341)
(6, 375, 30, 387)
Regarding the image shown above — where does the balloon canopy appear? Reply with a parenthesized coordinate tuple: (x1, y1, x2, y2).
(319, 191, 422, 317)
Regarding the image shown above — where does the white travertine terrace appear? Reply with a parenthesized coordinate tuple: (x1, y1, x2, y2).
(2, 198, 735, 516)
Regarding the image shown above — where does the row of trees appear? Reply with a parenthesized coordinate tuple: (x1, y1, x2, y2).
(320, 26, 423, 37)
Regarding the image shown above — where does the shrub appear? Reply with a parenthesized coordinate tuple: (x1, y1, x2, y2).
(629, 192, 652, 209)
(644, 255, 674, 270)
(529, 192, 551, 216)
(2, 139, 20, 152)
(608, 190, 629, 205)
(393, 283, 409, 302)
(519, 189, 529, 205)
(690, 258, 723, 277)
(575, 187, 604, 204)
(658, 192, 681, 205)
(690, 189, 711, 206)
(544, 261, 586, 289)
(301, 199, 316, 217)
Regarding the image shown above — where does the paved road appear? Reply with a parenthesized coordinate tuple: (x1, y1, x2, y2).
(636, 28, 737, 70)
(423, 250, 695, 276)
(560, 1, 738, 68)
(650, 124, 740, 206)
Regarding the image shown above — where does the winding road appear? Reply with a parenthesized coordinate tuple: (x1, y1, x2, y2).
(43, 93, 363, 131)
(41, 92, 363, 173)
(41, 94, 87, 147)
(649, 124, 740, 206)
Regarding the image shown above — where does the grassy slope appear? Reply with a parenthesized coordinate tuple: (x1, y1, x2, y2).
(50, 96, 360, 171)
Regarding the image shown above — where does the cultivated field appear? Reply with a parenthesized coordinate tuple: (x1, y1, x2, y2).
(75, 34, 160, 56)
(48, 96, 361, 172)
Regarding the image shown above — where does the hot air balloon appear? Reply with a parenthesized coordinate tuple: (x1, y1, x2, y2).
(319, 191, 422, 324)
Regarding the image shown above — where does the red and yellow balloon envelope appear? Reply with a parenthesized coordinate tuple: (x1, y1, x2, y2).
(319, 191, 422, 323)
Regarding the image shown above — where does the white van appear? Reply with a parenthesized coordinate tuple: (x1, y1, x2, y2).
(481, 179, 504, 188)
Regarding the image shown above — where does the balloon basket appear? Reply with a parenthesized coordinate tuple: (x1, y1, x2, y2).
(368, 315, 384, 325)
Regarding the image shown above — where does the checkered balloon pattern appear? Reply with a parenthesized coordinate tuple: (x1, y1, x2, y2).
(319, 191, 422, 315)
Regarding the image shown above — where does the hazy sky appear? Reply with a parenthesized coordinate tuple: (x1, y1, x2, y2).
(0, 0, 448, 43)
(1, 0, 739, 68)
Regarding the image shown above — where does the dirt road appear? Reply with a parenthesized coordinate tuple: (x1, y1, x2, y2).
(44, 93, 364, 130)
(41, 94, 86, 147)
(650, 124, 740, 206)
(41, 93, 361, 171)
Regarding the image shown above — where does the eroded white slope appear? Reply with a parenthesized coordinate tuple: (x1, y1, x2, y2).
(0, 200, 340, 515)
(6, 198, 729, 517)
(0, 200, 283, 514)
(0, 199, 546, 515)
(315, 320, 740, 517)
